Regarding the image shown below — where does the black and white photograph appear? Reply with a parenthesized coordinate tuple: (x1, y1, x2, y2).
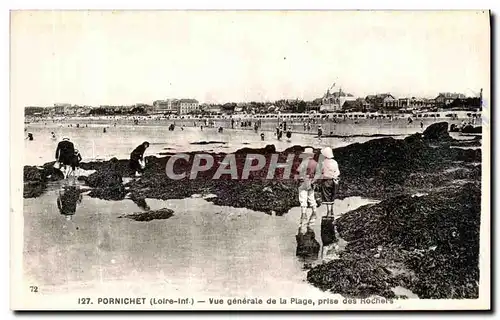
(10, 10, 490, 310)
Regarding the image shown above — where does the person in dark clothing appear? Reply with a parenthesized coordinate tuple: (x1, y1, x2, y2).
(72, 149, 82, 173)
(57, 185, 82, 221)
(260, 133, 265, 141)
(55, 138, 75, 179)
(130, 141, 149, 177)
(277, 130, 283, 140)
(26, 133, 34, 141)
(317, 125, 323, 138)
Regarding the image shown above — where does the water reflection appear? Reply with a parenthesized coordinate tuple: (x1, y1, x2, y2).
(56, 184, 82, 221)
(296, 215, 341, 263)
(320, 215, 339, 259)
(130, 195, 150, 211)
(295, 227, 320, 261)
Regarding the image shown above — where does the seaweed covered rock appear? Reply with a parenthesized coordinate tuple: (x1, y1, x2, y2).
(86, 159, 123, 188)
(308, 183, 481, 299)
(190, 141, 227, 145)
(333, 131, 481, 198)
(118, 208, 174, 222)
(85, 158, 126, 200)
(24, 166, 43, 182)
(23, 165, 66, 198)
(23, 166, 47, 198)
(87, 186, 126, 201)
(209, 180, 300, 216)
(461, 125, 482, 134)
(336, 183, 480, 253)
(422, 122, 452, 141)
(307, 254, 398, 298)
(234, 144, 277, 154)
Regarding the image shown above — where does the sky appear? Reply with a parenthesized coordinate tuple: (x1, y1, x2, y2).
(10, 10, 490, 107)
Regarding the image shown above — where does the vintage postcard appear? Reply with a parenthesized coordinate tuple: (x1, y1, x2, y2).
(10, 10, 490, 310)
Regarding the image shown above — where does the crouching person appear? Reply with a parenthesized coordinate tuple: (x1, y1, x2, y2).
(130, 141, 149, 177)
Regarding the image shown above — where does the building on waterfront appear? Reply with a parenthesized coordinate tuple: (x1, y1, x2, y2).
(382, 94, 398, 109)
(398, 97, 432, 111)
(342, 99, 365, 112)
(153, 99, 177, 114)
(173, 99, 199, 115)
(320, 88, 356, 112)
(434, 92, 466, 107)
(153, 98, 199, 115)
(54, 103, 71, 114)
(365, 93, 396, 110)
(25, 106, 47, 116)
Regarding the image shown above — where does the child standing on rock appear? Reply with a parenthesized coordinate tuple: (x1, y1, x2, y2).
(296, 147, 318, 234)
(318, 147, 341, 260)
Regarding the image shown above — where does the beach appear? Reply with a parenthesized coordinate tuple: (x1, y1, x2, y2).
(22, 119, 481, 300)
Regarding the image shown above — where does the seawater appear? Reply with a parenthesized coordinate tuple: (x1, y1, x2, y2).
(23, 187, 376, 298)
(23, 121, 420, 166)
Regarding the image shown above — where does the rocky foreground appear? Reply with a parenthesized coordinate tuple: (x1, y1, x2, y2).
(23, 122, 483, 299)
(307, 183, 480, 299)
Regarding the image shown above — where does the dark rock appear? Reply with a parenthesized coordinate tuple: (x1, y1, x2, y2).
(190, 141, 227, 145)
(24, 166, 43, 182)
(86, 164, 123, 188)
(23, 166, 48, 198)
(88, 186, 126, 201)
(322, 133, 399, 139)
(308, 183, 480, 299)
(85, 158, 126, 200)
(118, 208, 174, 221)
(461, 125, 482, 134)
(235, 144, 277, 154)
(422, 122, 452, 141)
(307, 253, 397, 299)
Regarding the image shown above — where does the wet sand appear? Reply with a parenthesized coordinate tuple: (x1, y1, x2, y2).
(23, 184, 375, 298)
